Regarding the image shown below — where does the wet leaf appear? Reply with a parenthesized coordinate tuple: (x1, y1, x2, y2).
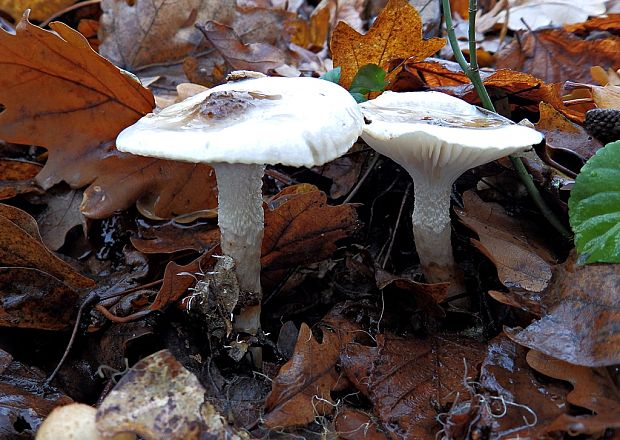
(476, 335, 569, 438)
(97, 350, 248, 440)
(568, 140, 620, 264)
(36, 187, 83, 251)
(535, 102, 603, 176)
(0, 267, 78, 330)
(506, 251, 620, 367)
(455, 191, 555, 294)
(341, 333, 486, 439)
(0, 0, 76, 21)
(198, 21, 286, 73)
(330, 0, 445, 89)
(0, 348, 73, 437)
(0, 204, 93, 289)
(527, 349, 620, 416)
(131, 222, 220, 254)
(496, 28, 620, 84)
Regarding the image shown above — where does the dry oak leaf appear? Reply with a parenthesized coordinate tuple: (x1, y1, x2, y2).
(262, 322, 343, 428)
(0, 15, 218, 219)
(330, 0, 445, 89)
(0, 0, 76, 21)
(496, 28, 620, 84)
(0, 204, 93, 289)
(98, 0, 236, 69)
(505, 251, 620, 367)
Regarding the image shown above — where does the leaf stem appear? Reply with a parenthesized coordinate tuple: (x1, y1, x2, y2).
(441, 0, 571, 240)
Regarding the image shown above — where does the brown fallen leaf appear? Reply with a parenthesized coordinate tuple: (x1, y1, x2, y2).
(455, 191, 556, 294)
(341, 333, 486, 439)
(263, 322, 342, 428)
(98, 0, 236, 69)
(564, 14, 620, 34)
(263, 305, 361, 428)
(197, 21, 286, 73)
(262, 184, 359, 274)
(476, 335, 569, 438)
(36, 187, 84, 251)
(496, 28, 620, 84)
(535, 102, 603, 176)
(374, 267, 448, 314)
(0, 158, 42, 200)
(97, 350, 248, 440)
(0, 204, 93, 289)
(527, 349, 620, 416)
(0, 15, 219, 219)
(334, 408, 388, 440)
(131, 222, 220, 254)
(330, 0, 445, 89)
(0, 348, 73, 437)
(505, 251, 620, 367)
(0, 267, 79, 330)
(0, 0, 76, 21)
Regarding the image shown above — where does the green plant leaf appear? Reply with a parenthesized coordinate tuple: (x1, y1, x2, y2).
(320, 67, 341, 84)
(349, 63, 387, 97)
(568, 140, 620, 264)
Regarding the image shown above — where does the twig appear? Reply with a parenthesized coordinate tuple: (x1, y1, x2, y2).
(343, 152, 380, 203)
(382, 182, 412, 268)
(441, 0, 571, 240)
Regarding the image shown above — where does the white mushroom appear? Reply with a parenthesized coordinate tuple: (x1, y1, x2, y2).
(116, 75, 363, 332)
(36, 403, 134, 440)
(359, 91, 543, 295)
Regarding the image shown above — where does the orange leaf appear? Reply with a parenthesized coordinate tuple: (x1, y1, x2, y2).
(0, 0, 76, 21)
(330, 0, 445, 89)
(0, 14, 218, 219)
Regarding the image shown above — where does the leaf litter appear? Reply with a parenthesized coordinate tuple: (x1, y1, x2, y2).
(0, 0, 618, 439)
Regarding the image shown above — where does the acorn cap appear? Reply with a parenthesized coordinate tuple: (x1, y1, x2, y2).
(116, 75, 364, 168)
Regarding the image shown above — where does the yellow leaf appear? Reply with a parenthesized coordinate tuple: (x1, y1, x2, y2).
(0, 0, 76, 21)
(330, 0, 445, 89)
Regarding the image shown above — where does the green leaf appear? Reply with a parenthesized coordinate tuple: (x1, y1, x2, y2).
(349, 64, 387, 96)
(568, 140, 620, 264)
(320, 67, 341, 84)
(350, 92, 367, 103)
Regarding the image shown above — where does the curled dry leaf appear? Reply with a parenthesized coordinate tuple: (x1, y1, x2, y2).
(0, 15, 218, 219)
(330, 0, 445, 89)
(341, 333, 486, 439)
(97, 350, 249, 440)
(505, 251, 620, 367)
(496, 28, 620, 84)
(0, 204, 93, 289)
(0, 0, 76, 21)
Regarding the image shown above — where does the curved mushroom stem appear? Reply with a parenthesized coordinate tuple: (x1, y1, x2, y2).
(212, 162, 265, 334)
(410, 180, 465, 298)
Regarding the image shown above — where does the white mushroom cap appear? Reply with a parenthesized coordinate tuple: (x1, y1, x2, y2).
(359, 91, 543, 293)
(36, 403, 135, 440)
(116, 76, 364, 168)
(359, 91, 543, 185)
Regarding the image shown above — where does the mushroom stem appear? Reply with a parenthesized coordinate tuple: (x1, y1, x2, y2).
(410, 179, 465, 294)
(212, 162, 265, 333)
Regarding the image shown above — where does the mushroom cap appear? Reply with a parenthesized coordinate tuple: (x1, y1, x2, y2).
(36, 403, 135, 440)
(359, 91, 544, 184)
(116, 76, 364, 168)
